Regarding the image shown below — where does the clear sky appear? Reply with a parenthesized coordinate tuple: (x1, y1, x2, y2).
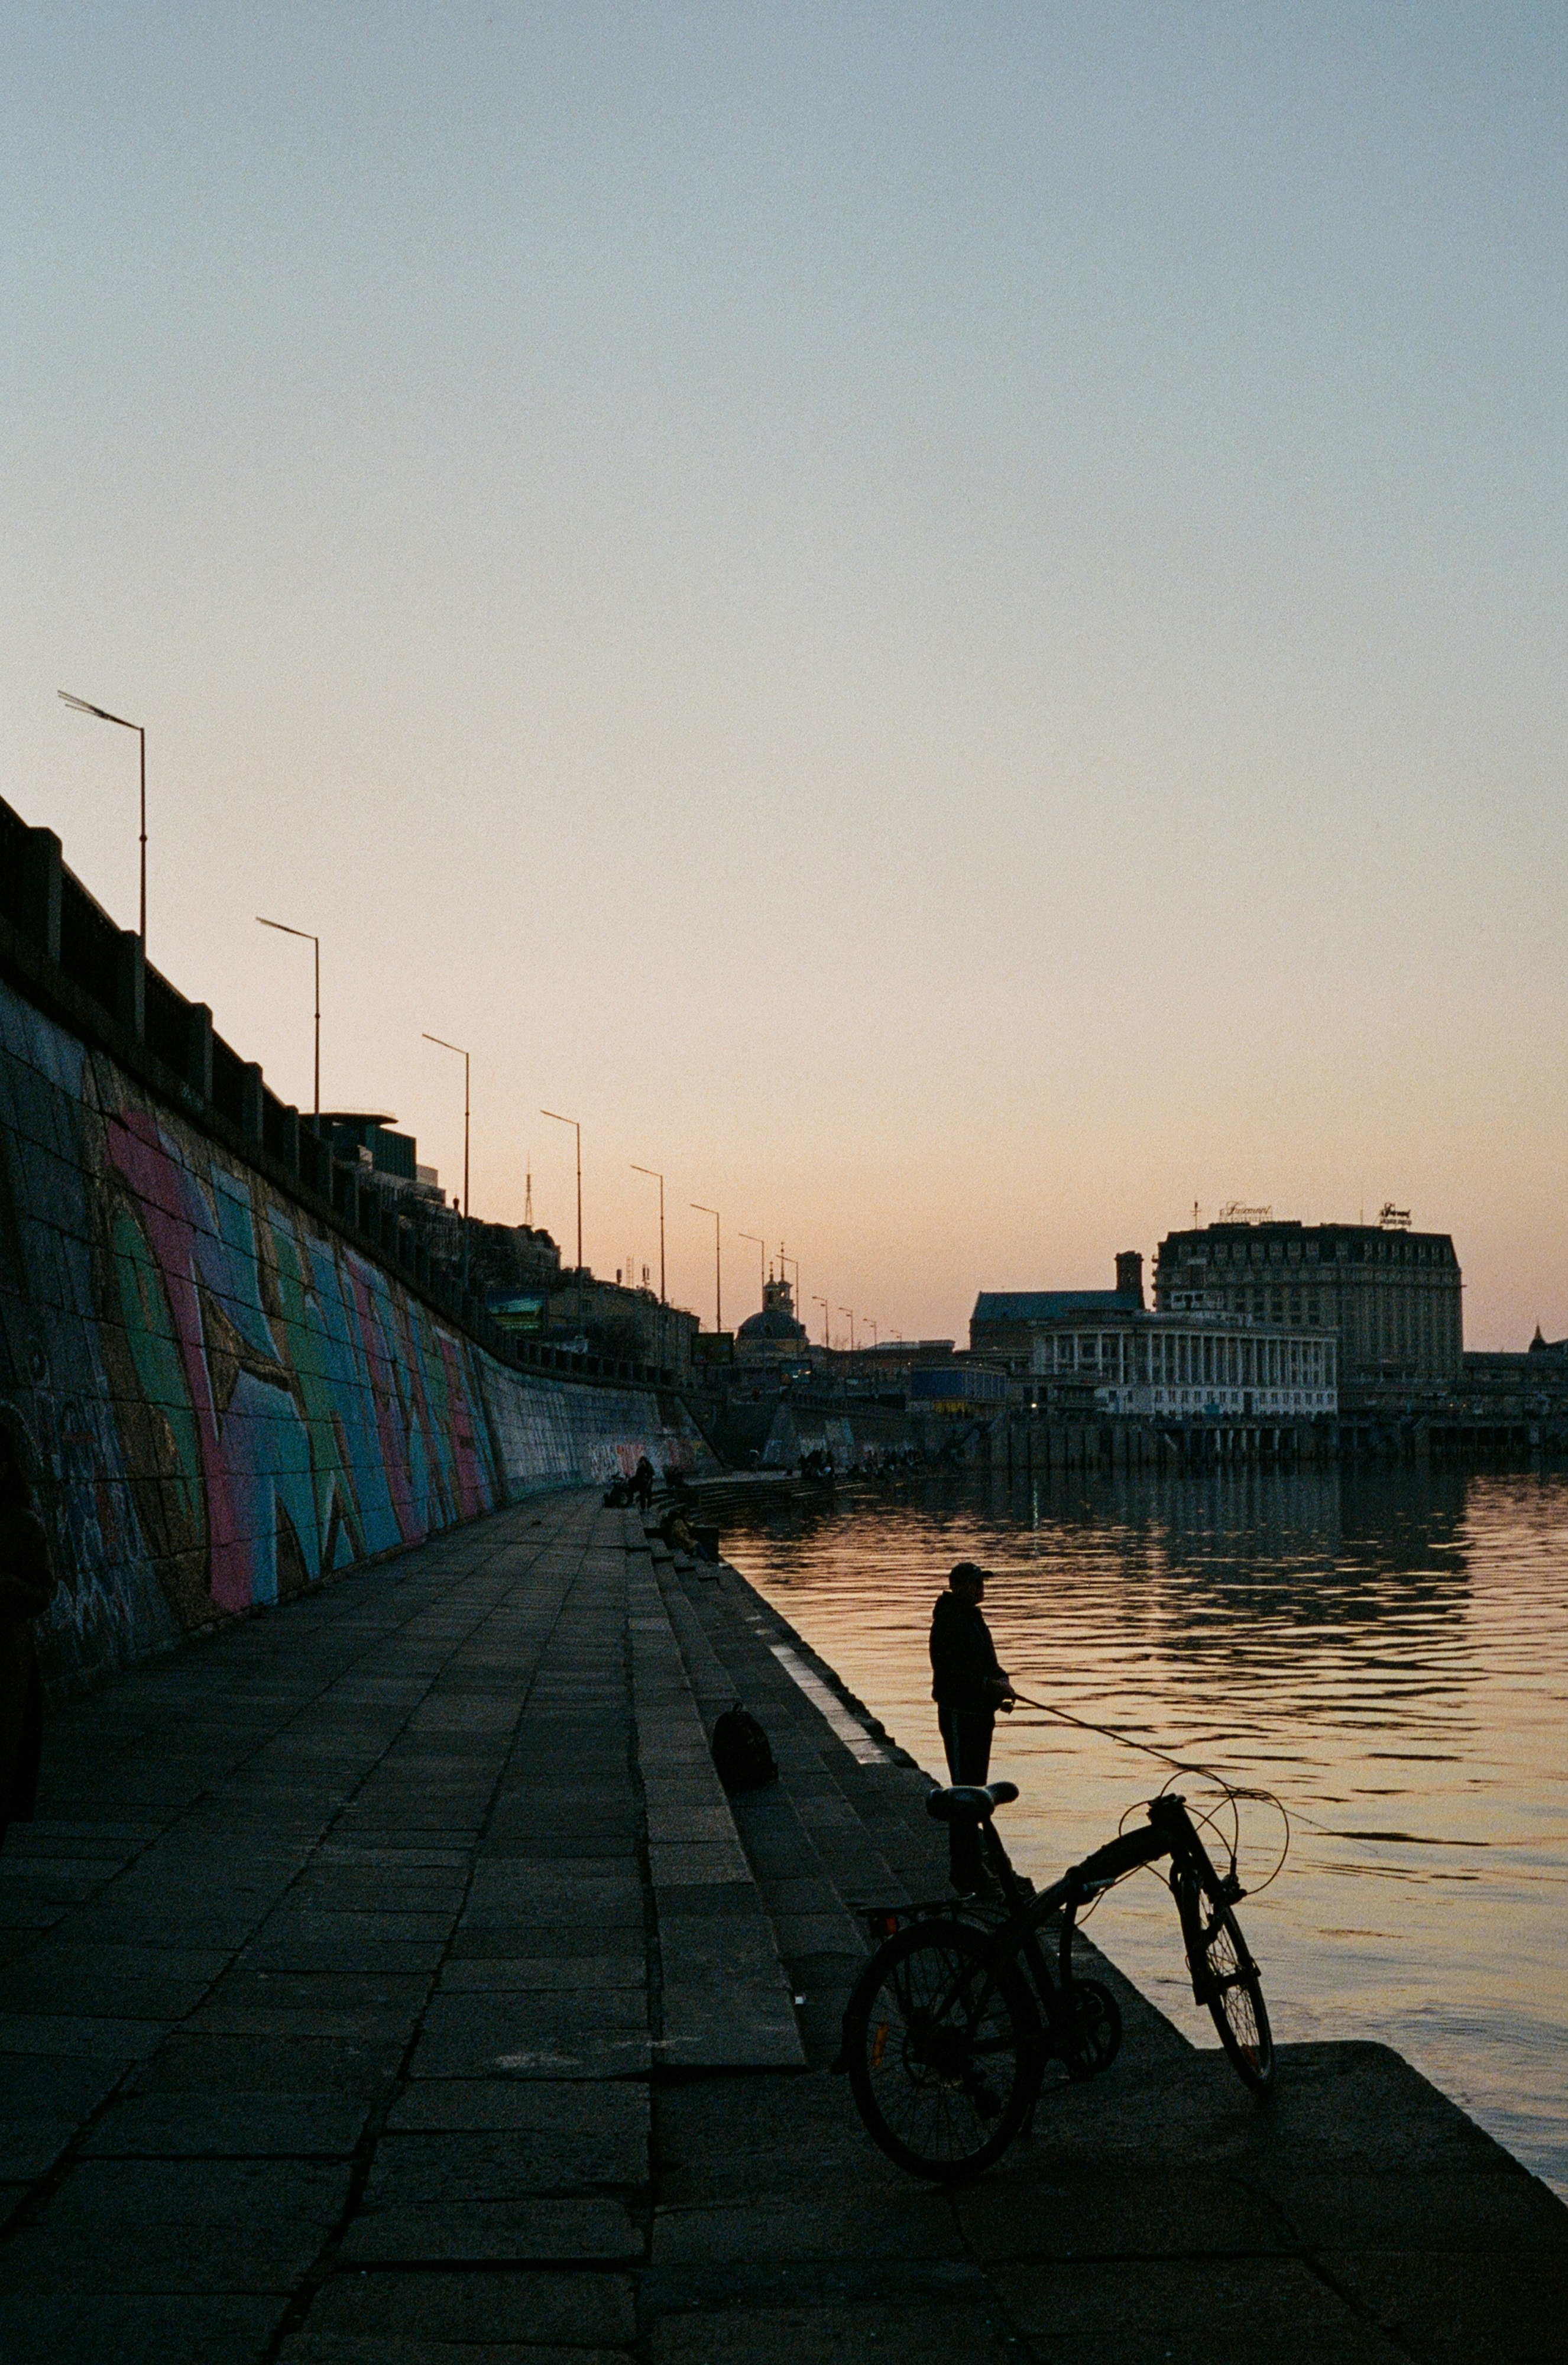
(4, 4, 1564, 1348)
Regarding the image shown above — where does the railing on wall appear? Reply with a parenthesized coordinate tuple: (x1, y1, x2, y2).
(0, 795, 683, 1397)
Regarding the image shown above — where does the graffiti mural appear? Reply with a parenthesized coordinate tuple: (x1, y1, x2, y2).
(0, 976, 708, 1692)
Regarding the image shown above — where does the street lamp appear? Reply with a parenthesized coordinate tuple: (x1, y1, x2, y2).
(257, 918, 320, 1117)
(779, 1245, 800, 1316)
(866, 1319, 880, 1347)
(840, 1307, 856, 1352)
(630, 1164, 665, 1303)
(59, 691, 147, 947)
(738, 1233, 766, 1308)
(424, 1036, 471, 1217)
(812, 1295, 830, 1349)
(542, 1110, 584, 1335)
(691, 1205, 721, 1333)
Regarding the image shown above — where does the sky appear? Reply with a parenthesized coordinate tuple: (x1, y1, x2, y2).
(4, 3, 1565, 1349)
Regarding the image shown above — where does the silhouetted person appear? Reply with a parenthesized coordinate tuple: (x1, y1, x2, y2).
(631, 1456, 656, 1511)
(0, 1424, 56, 1857)
(929, 1561, 1015, 1895)
(659, 1507, 696, 1555)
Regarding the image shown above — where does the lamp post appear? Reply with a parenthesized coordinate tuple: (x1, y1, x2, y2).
(59, 691, 147, 947)
(738, 1232, 766, 1308)
(779, 1245, 800, 1315)
(840, 1307, 856, 1352)
(257, 918, 320, 1117)
(812, 1295, 830, 1349)
(424, 1036, 471, 1217)
(542, 1110, 584, 1336)
(867, 1319, 880, 1348)
(425, 1034, 471, 1297)
(630, 1164, 665, 1303)
(691, 1205, 721, 1334)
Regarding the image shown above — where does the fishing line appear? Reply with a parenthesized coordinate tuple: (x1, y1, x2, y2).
(1006, 1686, 1294, 1897)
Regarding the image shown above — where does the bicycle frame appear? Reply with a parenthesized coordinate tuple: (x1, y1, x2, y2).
(974, 1791, 1237, 2032)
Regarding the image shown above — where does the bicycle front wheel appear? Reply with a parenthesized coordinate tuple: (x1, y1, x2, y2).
(843, 1919, 1039, 2181)
(1174, 1870, 1274, 2092)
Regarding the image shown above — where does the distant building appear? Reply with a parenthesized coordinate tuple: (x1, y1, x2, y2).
(735, 1274, 812, 1378)
(318, 1112, 440, 1200)
(1154, 1212, 1462, 1385)
(970, 1249, 1146, 1368)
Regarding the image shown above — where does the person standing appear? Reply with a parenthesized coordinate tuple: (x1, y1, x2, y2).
(929, 1560, 1015, 1894)
(0, 1423, 56, 1855)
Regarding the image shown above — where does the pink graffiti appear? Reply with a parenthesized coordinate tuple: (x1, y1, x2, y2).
(437, 1330, 489, 1518)
(107, 1110, 257, 1613)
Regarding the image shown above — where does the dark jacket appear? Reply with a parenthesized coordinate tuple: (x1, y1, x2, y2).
(929, 1590, 1007, 1716)
(0, 1504, 55, 1823)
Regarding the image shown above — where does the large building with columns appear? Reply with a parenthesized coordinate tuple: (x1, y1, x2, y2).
(1028, 1307, 1336, 1420)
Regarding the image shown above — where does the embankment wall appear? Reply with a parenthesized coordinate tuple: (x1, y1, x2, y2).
(0, 970, 708, 1694)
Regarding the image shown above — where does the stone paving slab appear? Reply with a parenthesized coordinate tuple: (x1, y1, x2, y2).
(284, 2265, 636, 2348)
(0, 2291, 289, 2365)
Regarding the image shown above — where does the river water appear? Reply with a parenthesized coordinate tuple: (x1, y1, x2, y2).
(719, 1463, 1568, 2199)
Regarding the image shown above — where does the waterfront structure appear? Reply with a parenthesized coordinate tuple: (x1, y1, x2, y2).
(1154, 1211, 1462, 1384)
(908, 1363, 1009, 1414)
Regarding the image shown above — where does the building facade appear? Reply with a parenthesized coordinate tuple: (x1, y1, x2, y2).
(1153, 1215, 1462, 1385)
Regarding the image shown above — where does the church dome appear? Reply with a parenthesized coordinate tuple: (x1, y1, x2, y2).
(736, 1273, 809, 1356)
(738, 1305, 808, 1342)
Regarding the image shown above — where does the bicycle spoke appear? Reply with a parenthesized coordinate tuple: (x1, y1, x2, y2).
(847, 1919, 1036, 2178)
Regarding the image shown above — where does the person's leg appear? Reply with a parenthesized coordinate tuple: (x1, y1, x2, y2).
(939, 1709, 994, 1890)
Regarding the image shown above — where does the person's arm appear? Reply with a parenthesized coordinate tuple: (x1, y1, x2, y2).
(979, 1614, 1016, 1710)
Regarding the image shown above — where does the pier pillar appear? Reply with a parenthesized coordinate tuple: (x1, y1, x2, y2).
(20, 828, 63, 961)
(183, 1002, 213, 1100)
(111, 928, 144, 1042)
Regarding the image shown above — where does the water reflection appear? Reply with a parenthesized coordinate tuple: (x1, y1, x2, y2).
(720, 1463, 1567, 2199)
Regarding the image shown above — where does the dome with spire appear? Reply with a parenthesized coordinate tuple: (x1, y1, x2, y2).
(736, 1274, 811, 1366)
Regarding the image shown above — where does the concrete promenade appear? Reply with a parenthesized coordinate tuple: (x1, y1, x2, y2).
(1, 1491, 1563, 2363)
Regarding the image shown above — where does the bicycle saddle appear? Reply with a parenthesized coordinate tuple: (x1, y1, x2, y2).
(925, 1780, 1019, 1824)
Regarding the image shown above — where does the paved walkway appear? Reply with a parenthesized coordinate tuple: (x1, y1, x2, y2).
(1, 1492, 1563, 2363)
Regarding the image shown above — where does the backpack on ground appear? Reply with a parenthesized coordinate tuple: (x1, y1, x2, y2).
(711, 1700, 778, 1794)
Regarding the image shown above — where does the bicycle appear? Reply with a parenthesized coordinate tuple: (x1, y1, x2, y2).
(837, 1778, 1274, 2182)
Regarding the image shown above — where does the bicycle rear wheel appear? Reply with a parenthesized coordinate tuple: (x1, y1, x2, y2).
(1174, 1869, 1274, 2092)
(843, 1919, 1039, 2181)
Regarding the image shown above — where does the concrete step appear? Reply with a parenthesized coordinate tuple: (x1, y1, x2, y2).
(647, 1538, 934, 2065)
(620, 1518, 805, 2073)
